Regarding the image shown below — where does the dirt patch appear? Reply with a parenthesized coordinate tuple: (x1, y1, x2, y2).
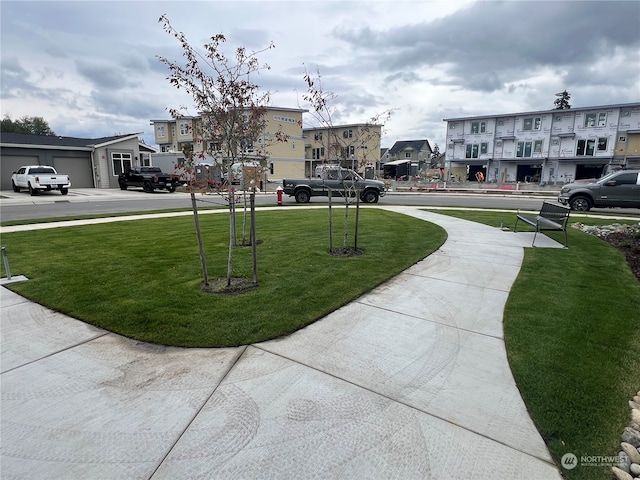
(201, 277, 257, 295)
(328, 247, 364, 257)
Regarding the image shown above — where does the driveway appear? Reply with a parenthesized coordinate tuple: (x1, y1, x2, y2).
(0, 207, 563, 479)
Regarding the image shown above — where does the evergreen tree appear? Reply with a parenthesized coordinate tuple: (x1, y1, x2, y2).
(554, 91, 571, 110)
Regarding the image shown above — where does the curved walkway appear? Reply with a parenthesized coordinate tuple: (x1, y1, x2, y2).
(1, 207, 563, 479)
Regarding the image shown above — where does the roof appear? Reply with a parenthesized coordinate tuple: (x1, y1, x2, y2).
(384, 159, 414, 166)
(388, 140, 432, 155)
(150, 106, 308, 123)
(443, 102, 640, 122)
(302, 123, 383, 132)
(0, 132, 143, 149)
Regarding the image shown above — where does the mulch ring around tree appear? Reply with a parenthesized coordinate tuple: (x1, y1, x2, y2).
(201, 277, 258, 295)
(328, 247, 364, 257)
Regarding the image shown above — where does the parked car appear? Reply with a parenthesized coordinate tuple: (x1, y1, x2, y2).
(557, 169, 640, 211)
(11, 165, 71, 196)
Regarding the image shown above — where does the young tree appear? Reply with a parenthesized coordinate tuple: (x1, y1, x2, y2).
(430, 143, 441, 167)
(554, 90, 571, 110)
(302, 66, 392, 255)
(157, 14, 282, 289)
(1, 115, 56, 135)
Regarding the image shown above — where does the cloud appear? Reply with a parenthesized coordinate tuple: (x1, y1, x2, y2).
(336, 1, 640, 92)
(1, 0, 638, 151)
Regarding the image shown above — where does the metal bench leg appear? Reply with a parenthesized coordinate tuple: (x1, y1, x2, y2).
(532, 228, 538, 247)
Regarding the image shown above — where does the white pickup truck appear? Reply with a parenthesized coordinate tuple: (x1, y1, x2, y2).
(11, 165, 71, 196)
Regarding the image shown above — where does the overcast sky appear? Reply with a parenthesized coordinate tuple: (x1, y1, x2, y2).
(1, 0, 639, 149)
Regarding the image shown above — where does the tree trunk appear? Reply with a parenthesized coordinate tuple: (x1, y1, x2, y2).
(190, 192, 209, 285)
(328, 187, 333, 252)
(241, 189, 249, 245)
(227, 192, 236, 286)
(250, 189, 258, 284)
(343, 196, 349, 249)
(354, 194, 360, 251)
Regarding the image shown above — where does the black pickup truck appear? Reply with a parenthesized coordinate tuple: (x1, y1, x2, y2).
(118, 166, 179, 193)
(283, 167, 386, 203)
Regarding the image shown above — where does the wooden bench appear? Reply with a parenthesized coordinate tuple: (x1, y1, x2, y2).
(514, 201, 570, 247)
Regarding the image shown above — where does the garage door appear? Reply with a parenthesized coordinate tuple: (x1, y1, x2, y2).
(53, 157, 94, 188)
(1, 156, 38, 190)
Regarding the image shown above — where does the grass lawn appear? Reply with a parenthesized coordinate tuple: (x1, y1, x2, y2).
(435, 209, 640, 480)
(1, 207, 446, 347)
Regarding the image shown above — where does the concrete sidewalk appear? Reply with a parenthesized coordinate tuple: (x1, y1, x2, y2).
(0, 207, 563, 479)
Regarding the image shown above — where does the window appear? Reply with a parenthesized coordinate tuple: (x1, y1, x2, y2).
(622, 110, 631, 117)
(480, 143, 488, 154)
(597, 137, 607, 151)
(615, 173, 638, 185)
(179, 121, 189, 135)
(497, 120, 504, 126)
(534, 140, 543, 153)
(112, 152, 132, 176)
(471, 122, 478, 134)
(312, 147, 325, 159)
(314, 132, 323, 141)
(273, 115, 296, 123)
(523, 117, 541, 131)
(516, 141, 533, 157)
(597, 112, 607, 127)
(241, 139, 254, 153)
(269, 163, 274, 175)
(584, 112, 607, 128)
(470, 121, 486, 134)
(576, 139, 596, 156)
(210, 141, 221, 152)
(619, 135, 627, 142)
(405, 152, 412, 158)
(465, 144, 479, 158)
(343, 129, 353, 138)
(156, 125, 165, 137)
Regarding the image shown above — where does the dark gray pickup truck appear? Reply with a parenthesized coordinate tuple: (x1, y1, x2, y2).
(283, 167, 386, 203)
(557, 169, 640, 211)
(118, 166, 179, 193)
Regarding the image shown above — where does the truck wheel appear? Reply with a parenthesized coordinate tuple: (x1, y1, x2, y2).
(119, 181, 127, 191)
(167, 185, 176, 193)
(144, 182, 154, 193)
(28, 184, 38, 196)
(11, 181, 20, 192)
(60, 188, 68, 195)
(362, 190, 379, 204)
(295, 189, 311, 203)
(570, 196, 592, 211)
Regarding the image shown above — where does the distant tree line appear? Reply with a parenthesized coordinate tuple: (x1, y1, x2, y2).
(1, 115, 56, 135)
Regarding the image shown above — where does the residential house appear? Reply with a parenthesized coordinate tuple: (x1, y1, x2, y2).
(0, 132, 155, 190)
(303, 124, 382, 178)
(444, 102, 640, 184)
(381, 139, 433, 179)
(150, 107, 308, 181)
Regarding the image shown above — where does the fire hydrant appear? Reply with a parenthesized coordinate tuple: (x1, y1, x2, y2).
(276, 185, 284, 206)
